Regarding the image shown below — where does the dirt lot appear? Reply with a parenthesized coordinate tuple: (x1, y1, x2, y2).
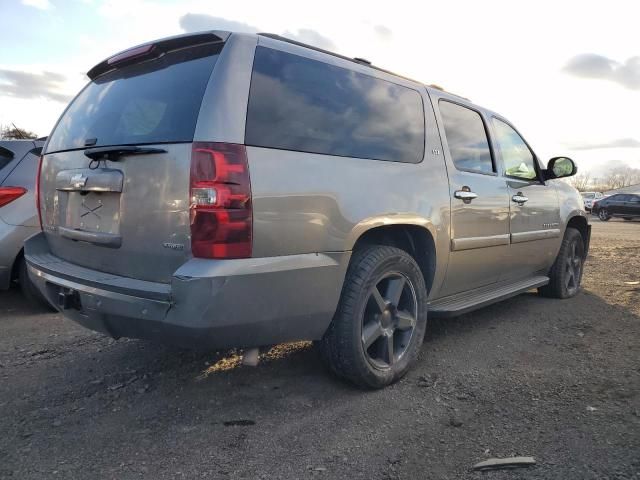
(1, 219, 639, 479)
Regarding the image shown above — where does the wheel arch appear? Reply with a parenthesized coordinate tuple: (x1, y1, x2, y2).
(348, 218, 437, 295)
(566, 214, 591, 257)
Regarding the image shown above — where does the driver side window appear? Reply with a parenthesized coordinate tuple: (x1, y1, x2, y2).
(492, 118, 538, 181)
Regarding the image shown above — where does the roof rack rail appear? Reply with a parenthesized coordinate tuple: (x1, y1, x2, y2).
(256, 33, 422, 85)
(427, 84, 471, 102)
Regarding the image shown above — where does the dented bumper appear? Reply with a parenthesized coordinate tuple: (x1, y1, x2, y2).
(25, 232, 348, 349)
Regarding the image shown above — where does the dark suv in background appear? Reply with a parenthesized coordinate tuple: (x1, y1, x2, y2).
(592, 193, 640, 221)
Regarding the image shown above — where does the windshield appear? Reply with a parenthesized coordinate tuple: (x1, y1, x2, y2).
(582, 193, 595, 199)
(46, 43, 222, 154)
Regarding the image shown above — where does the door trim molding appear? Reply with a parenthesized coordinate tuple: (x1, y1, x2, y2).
(451, 234, 510, 251)
(511, 229, 561, 244)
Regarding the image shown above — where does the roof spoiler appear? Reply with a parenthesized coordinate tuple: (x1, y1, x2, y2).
(87, 31, 230, 80)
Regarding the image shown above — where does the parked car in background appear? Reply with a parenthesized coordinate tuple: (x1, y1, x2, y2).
(26, 31, 589, 388)
(0, 139, 51, 305)
(592, 193, 640, 221)
(581, 191, 603, 212)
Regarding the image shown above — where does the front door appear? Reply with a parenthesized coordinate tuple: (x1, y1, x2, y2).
(436, 100, 510, 296)
(490, 117, 560, 281)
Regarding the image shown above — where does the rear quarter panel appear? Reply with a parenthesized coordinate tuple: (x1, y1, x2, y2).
(0, 151, 39, 227)
(195, 34, 453, 298)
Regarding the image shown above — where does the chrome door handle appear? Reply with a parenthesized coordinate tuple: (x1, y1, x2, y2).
(454, 190, 478, 201)
(512, 193, 529, 205)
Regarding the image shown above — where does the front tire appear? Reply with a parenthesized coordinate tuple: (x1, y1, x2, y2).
(318, 245, 428, 389)
(598, 208, 611, 221)
(538, 228, 585, 299)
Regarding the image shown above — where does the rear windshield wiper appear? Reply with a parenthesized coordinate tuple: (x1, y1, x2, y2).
(84, 145, 167, 161)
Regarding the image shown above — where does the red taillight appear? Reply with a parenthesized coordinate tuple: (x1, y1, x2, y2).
(190, 143, 252, 259)
(36, 155, 43, 229)
(0, 187, 27, 208)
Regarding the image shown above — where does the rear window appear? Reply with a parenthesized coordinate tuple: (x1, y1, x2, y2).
(245, 47, 425, 163)
(438, 100, 494, 174)
(46, 43, 222, 154)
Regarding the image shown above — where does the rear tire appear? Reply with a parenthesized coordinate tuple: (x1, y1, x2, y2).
(318, 245, 428, 389)
(538, 228, 585, 299)
(18, 257, 55, 311)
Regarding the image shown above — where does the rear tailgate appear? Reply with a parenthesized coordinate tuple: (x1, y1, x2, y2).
(41, 35, 225, 283)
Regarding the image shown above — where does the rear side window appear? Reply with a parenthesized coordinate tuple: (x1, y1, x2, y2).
(438, 100, 494, 174)
(0, 146, 14, 170)
(245, 47, 425, 163)
(46, 43, 222, 154)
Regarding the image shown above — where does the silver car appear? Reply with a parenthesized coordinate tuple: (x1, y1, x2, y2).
(0, 139, 49, 304)
(26, 31, 590, 388)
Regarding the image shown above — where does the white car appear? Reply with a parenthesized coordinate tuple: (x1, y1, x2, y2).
(581, 192, 603, 212)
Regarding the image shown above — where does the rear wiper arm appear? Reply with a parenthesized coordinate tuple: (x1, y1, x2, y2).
(84, 145, 167, 161)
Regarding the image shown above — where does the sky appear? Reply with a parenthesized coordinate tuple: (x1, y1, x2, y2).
(1, 0, 638, 176)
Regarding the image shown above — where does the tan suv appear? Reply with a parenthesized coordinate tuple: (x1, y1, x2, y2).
(26, 31, 590, 388)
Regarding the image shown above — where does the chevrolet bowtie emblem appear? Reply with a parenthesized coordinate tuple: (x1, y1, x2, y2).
(70, 174, 88, 189)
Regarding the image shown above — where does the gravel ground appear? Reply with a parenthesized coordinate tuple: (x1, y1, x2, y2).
(1, 219, 639, 479)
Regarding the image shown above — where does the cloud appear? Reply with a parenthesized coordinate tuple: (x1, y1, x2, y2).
(22, 0, 52, 9)
(374, 25, 393, 40)
(179, 14, 336, 51)
(572, 138, 640, 150)
(282, 29, 336, 51)
(179, 14, 259, 34)
(563, 53, 640, 90)
(0, 69, 73, 103)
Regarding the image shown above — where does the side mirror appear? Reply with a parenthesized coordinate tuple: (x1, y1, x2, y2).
(546, 157, 577, 179)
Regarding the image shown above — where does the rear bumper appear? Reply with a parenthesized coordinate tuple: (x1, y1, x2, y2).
(25, 232, 349, 349)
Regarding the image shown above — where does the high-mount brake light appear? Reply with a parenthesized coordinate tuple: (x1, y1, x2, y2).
(107, 44, 155, 65)
(190, 143, 252, 259)
(0, 187, 27, 208)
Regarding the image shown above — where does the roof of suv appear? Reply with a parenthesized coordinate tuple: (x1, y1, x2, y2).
(89, 30, 477, 105)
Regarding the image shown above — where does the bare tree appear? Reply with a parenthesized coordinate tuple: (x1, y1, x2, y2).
(0, 123, 38, 140)
(568, 172, 591, 191)
(601, 166, 640, 191)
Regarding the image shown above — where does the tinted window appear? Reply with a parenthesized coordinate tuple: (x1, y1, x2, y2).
(46, 44, 222, 153)
(246, 47, 425, 163)
(0, 146, 14, 170)
(629, 195, 640, 203)
(492, 118, 538, 180)
(438, 101, 494, 174)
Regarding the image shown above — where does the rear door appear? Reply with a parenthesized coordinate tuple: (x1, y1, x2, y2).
(435, 99, 510, 296)
(629, 195, 640, 216)
(41, 39, 224, 283)
(489, 117, 560, 280)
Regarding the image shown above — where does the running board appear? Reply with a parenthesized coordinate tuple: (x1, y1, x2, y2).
(429, 276, 549, 318)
